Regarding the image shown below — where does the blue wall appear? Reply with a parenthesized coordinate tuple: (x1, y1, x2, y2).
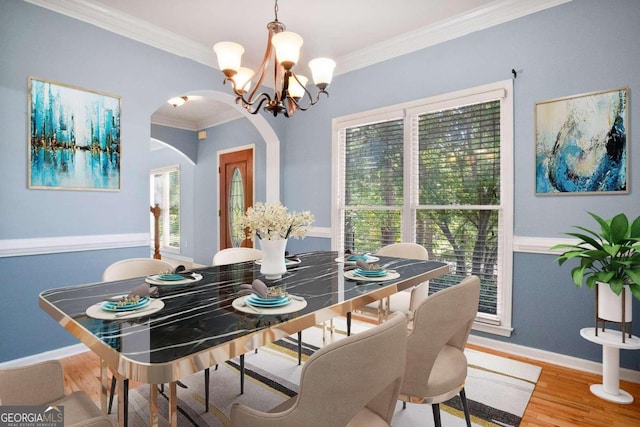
(2, 0, 640, 372)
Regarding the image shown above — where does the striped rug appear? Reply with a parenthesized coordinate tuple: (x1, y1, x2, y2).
(114, 318, 541, 426)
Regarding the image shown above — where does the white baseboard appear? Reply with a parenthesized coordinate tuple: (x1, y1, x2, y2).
(4, 334, 638, 385)
(0, 344, 88, 368)
(468, 334, 640, 384)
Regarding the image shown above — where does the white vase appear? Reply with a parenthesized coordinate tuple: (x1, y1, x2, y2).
(259, 238, 288, 280)
(597, 282, 632, 323)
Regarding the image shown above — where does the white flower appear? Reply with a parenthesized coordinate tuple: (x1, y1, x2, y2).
(235, 202, 315, 241)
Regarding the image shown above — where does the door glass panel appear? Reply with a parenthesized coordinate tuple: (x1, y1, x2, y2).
(229, 167, 245, 247)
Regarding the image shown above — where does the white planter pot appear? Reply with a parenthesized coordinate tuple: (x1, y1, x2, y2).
(259, 238, 288, 280)
(597, 282, 632, 323)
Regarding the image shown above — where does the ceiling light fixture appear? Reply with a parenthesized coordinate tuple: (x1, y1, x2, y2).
(213, 0, 335, 118)
(168, 96, 188, 108)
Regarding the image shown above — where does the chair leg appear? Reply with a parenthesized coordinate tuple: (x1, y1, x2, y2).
(347, 312, 352, 336)
(108, 375, 116, 414)
(297, 331, 302, 365)
(432, 403, 442, 427)
(460, 387, 471, 427)
(240, 354, 245, 394)
(402, 401, 406, 410)
(204, 367, 210, 411)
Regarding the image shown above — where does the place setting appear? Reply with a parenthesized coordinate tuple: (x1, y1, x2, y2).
(145, 265, 203, 286)
(335, 251, 380, 264)
(343, 260, 400, 282)
(232, 279, 307, 315)
(86, 283, 165, 320)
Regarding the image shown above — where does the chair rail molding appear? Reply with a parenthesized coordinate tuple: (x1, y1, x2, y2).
(0, 233, 149, 257)
(513, 235, 578, 255)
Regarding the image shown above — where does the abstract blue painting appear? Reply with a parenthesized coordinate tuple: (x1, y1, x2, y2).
(28, 77, 121, 191)
(535, 87, 627, 195)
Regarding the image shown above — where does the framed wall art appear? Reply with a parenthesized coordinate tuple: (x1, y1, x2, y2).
(535, 87, 628, 195)
(28, 77, 121, 191)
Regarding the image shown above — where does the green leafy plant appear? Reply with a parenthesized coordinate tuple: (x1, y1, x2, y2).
(552, 212, 640, 302)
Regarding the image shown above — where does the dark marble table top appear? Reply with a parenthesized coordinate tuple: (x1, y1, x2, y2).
(39, 251, 448, 383)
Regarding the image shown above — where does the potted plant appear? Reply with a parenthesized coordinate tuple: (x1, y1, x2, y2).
(552, 212, 640, 338)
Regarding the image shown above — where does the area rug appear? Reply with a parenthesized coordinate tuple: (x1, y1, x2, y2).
(111, 318, 541, 426)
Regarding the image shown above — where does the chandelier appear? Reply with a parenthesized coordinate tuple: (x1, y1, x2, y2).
(213, 0, 335, 117)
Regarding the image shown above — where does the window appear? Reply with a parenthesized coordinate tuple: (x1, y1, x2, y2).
(332, 81, 513, 336)
(150, 165, 180, 252)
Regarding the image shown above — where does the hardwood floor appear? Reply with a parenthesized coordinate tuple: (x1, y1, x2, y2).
(60, 343, 640, 426)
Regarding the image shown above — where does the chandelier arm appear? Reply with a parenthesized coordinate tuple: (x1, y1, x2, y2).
(236, 92, 272, 115)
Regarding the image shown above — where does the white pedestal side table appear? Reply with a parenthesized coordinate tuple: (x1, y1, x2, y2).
(580, 327, 640, 404)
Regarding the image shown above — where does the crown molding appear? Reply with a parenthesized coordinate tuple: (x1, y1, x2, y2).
(24, 0, 216, 67)
(25, 0, 572, 76)
(335, 0, 572, 74)
(151, 109, 242, 131)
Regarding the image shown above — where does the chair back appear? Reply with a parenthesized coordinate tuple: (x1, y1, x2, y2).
(212, 247, 262, 266)
(376, 242, 428, 260)
(0, 360, 65, 405)
(231, 313, 408, 427)
(102, 258, 173, 281)
(401, 275, 480, 398)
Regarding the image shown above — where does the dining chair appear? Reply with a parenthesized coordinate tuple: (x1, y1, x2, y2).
(101, 257, 174, 281)
(101, 257, 177, 414)
(362, 243, 430, 323)
(212, 247, 265, 396)
(398, 275, 481, 427)
(0, 360, 113, 427)
(230, 312, 408, 427)
(212, 247, 262, 266)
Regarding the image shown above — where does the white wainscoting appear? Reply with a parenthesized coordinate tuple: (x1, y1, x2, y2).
(0, 233, 150, 257)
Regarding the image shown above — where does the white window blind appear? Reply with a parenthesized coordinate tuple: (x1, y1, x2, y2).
(333, 81, 514, 335)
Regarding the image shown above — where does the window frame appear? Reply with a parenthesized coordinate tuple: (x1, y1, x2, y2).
(331, 80, 514, 337)
(150, 164, 181, 254)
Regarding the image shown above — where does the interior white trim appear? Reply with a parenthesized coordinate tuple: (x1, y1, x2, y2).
(4, 326, 638, 385)
(0, 233, 149, 257)
(24, 0, 572, 76)
(0, 343, 88, 368)
(337, 0, 572, 74)
(24, 0, 216, 68)
(468, 334, 640, 384)
(514, 235, 578, 255)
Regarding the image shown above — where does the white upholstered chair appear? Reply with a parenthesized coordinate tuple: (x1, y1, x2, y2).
(0, 360, 113, 427)
(230, 312, 408, 427)
(102, 257, 175, 413)
(101, 258, 173, 281)
(212, 247, 262, 266)
(399, 275, 481, 427)
(212, 247, 264, 395)
(365, 243, 429, 322)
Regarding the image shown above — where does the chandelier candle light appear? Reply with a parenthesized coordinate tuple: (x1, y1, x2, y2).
(213, 0, 336, 117)
(235, 202, 314, 279)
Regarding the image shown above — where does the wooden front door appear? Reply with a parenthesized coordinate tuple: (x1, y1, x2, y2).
(219, 148, 254, 249)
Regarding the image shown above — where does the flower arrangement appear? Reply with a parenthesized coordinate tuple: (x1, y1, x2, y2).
(235, 202, 315, 241)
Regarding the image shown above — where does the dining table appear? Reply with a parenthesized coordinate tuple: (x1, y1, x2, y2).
(39, 250, 449, 427)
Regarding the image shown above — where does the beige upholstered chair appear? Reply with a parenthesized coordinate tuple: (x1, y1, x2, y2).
(230, 312, 408, 427)
(212, 247, 262, 266)
(102, 257, 173, 281)
(102, 258, 176, 413)
(365, 243, 429, 322)
(212, 247, 264, 395)
(399, 275, 481, 427)
(0, 360, 113, 427)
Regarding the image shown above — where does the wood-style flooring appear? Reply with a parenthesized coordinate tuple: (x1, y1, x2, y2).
(59, 343, 640, 427)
